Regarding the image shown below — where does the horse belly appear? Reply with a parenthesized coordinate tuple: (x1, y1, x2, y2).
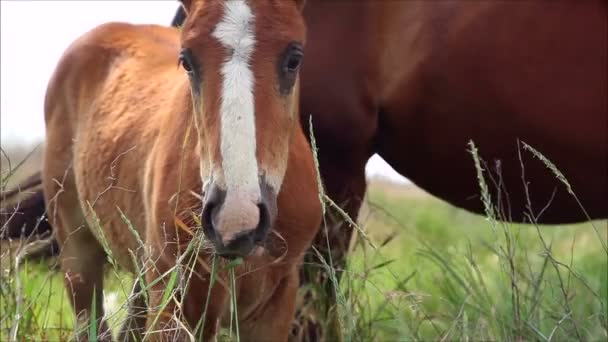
(376, 0, 607, 223)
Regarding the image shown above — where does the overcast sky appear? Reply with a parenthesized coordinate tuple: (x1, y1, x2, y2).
(0, 0, 409, 184)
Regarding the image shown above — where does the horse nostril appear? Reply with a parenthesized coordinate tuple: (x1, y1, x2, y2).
(253, 202, 271, 243)
(201, 200, 218, 242)
(201, 183, 227, 244)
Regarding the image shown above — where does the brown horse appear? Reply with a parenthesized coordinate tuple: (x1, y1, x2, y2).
(289, 0, 607, 225)
(172, 1, 608, 338)
(2, 0, 605, 339)
(27, 0, 320, 340)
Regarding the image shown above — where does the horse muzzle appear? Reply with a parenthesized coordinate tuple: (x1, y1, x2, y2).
(201, 179, 277, 259)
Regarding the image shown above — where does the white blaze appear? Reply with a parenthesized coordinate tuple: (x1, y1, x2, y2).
(212, 0, 259, 196)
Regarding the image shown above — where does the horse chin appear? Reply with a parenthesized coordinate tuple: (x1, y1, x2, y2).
(212, 243, 267, 261)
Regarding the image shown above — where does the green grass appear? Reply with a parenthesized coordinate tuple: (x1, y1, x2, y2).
(343, 183, 606, 341)
(1, 141, 606, 341)
(0, 260, 132, 341)
(1, 181, 605, 341)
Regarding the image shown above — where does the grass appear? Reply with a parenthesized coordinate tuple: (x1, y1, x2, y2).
(1, 140, 607, 341)
(343, 182, 606, 341)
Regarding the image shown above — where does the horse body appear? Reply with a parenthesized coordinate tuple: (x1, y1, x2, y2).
(43, 22, 176, 271)
(41, 0, 319, 340)
(292, 3, 607, 336)
(299, 0, 606, 224)
(383, 0, 607, 223)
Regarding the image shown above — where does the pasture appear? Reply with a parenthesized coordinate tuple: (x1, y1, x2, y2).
(1, 143, 606, 341)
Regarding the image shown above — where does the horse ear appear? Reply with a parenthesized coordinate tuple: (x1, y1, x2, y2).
(294, 0, 306, 12)
(179, 0, 194, 13)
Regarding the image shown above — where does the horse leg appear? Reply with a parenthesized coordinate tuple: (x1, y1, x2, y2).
(118, 278, 148, 342)
(61, 237, 110, 341)
(143, 256, 228, 341)
(41, 137, 110, 341)
(142, 279, 187, 341)
(295, 157, 368, 341)
(51, 196, 110, 341)
(144, 289, 224, 341)
(240, 272, 299, 342)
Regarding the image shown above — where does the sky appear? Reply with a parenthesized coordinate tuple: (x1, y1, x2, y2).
(0, 0, 409, 184)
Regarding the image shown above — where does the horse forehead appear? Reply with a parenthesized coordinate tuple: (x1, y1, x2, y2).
(184, 0, 301, 52)
(211, 0, 256, 52)
(209, 0, 301, 45)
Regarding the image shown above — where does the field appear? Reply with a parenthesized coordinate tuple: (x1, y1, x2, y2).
(1, 143, 607, 341)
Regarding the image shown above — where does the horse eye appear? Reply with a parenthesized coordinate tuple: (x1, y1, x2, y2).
(285, 53, 302, 73)
(283, 44, 303, 74)
(180, 58, 193, 73)
(179, 49, 194, 73)
(278, 43, 303, 95)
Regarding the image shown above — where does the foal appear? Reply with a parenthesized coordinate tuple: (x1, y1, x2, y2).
(42, 0, 317, 340)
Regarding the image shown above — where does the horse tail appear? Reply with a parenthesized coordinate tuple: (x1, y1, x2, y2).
(0, 171, 59, 258)
(171, 5, 187, 28)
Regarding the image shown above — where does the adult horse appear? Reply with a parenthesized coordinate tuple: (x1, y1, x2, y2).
(27, 0, 321, 340)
